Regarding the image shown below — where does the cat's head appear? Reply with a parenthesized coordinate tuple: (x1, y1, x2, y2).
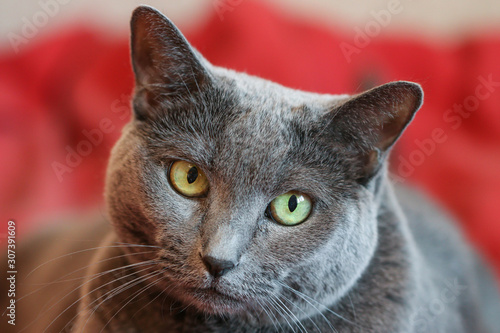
(105, 5, 423, 321)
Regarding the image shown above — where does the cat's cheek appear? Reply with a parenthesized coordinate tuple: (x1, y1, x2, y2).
(256, 206, 341, 266)
(282, 197, 378, 308)
(327, 196, 378, 290)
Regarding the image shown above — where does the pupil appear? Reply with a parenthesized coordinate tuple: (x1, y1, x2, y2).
(288, 195, 298, 212)
(187, 167, 198, 184)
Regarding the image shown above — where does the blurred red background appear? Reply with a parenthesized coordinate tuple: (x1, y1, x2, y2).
(1, 1, 499, 278)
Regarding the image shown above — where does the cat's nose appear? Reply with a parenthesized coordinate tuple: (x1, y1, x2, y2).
(201, 255, 236, 278)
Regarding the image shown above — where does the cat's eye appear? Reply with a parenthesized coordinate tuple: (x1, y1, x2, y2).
(168, 160, 209, 197)
(268, 191, 312, 226)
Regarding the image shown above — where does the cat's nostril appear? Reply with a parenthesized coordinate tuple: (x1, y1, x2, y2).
(202, 255, 236, 278)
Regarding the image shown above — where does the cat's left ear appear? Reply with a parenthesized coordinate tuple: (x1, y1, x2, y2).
(327, 81, 423, 181)
(130, 6, 210, 112)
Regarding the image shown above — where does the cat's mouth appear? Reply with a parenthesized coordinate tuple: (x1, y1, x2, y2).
(190, 286, 240, 302)
(183, 285, 247, 314)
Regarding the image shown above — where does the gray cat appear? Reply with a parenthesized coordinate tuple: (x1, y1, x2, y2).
(4, 5, 500, 333)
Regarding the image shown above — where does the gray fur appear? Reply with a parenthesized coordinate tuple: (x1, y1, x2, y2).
(72, 6, 500, 332)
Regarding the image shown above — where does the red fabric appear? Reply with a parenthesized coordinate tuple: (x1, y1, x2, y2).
(2, 1, 499, 276)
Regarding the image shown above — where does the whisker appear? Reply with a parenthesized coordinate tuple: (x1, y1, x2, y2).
(131, 284, 167, 319)
(280, 292, 326, 333)
(249, 285, 284, 332)
(268, 296, 296, 333)
(98, 269, 167, 332)
(279, 281, 355, 329)
(270, 293, 305, 333)
(59, 264, 162, 333)
(112, 242, 162, 250)
(38, 261, 159, 333)
(255, 298, 277, 332)
(347, 294, 357, 322)
(17, 260, 159, 333)
(15, 250, 158, 306)
(25, 243, 161, 279)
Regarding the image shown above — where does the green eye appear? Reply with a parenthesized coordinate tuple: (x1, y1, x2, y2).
(269, 191, 312, 226)
(169, 160, 209, 197)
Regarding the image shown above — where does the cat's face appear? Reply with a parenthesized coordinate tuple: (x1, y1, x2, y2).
(105, 6, 422, 321)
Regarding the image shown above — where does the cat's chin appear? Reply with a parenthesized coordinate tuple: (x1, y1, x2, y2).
(177, 286, 250, 315)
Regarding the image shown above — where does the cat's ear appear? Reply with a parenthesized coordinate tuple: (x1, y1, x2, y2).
(328, 81, 423, 181)
(130, 6, 210, 113)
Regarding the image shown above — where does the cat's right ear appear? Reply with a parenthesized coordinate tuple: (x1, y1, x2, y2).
(130, 6, 210, 117)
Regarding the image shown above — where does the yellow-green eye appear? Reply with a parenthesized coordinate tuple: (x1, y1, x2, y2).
(269, 191, 312, 226)
(169, 161, 209, 197)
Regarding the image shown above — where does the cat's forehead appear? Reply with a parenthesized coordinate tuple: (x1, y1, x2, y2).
(213, 66, 341, 115)
(211, 69, 337, 143)
(213, 70, 323, 148)
(213, 68, 347, 148)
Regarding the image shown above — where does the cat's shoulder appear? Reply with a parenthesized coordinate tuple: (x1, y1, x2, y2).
(393, 182, 461, 236)
(393, 181, 480, 275)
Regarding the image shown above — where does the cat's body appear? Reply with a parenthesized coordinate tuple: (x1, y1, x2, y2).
(2, 5, 499, 333)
